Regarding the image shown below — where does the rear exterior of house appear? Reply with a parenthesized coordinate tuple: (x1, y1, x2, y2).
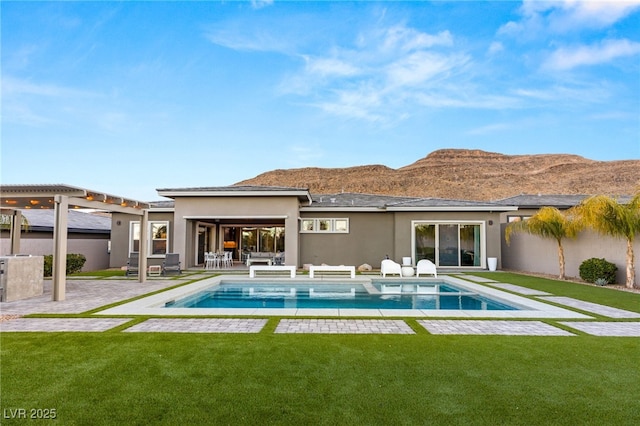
(109, 186, 515, 271)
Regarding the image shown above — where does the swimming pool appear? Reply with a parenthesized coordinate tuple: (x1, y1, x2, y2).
(165, 281, 519, 311)
(97, 275, 591, 318)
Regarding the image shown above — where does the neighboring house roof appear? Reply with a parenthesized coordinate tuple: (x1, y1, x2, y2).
(494, 194, 632, 209)
(17, 209, 111, 234)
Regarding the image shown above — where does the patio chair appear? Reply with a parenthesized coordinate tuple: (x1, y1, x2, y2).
(204, 252, 215, 270)
(273, 251, 285, 265)
(162, 253, 182, 275)
(125, 253, 139, 277)
(416, 259, 437, 278)
(380, 259, 402, 277)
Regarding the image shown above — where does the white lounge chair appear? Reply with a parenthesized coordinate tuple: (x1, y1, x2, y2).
(381, 259, 402, 277)
(416, 259, 437, 277)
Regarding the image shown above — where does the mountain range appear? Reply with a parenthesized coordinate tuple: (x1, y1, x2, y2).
(236, 149, 639, 201)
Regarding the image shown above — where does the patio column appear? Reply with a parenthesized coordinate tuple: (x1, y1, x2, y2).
(9, 209, 22, 254)
(138, 209, 148, 283)
(52, 195, 69, 301)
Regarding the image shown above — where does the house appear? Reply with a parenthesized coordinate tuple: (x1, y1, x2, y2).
(109, 186, 517, 270)
(0, 209, 112, 271)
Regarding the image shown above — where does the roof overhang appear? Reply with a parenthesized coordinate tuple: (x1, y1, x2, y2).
(1, 184, 149, 214)
(157, 187, 312, 204)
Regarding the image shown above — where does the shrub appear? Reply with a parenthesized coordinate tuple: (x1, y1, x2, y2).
(43, 254, 87, 277)
(579, 258, 617, 285)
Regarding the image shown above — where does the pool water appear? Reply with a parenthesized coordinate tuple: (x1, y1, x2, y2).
(165, 281, 519, 311)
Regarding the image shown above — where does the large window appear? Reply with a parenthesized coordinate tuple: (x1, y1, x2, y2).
(129, 221, 169, 257)
(241, 226, 285, 253)
(300, 218, 349, 233)
(413, 221, 483, 267)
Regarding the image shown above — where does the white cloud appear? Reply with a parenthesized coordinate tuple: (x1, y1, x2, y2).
(2, 75, 95, 98)
(500, 0, 640, 35)
(381, 26, 453, 52)
(488, 41, 504, 55)
(385, 51, 468, 88)
(251, 0, 273, 10)
(544, 38, 640, 70)
(303, 56, 360, 78)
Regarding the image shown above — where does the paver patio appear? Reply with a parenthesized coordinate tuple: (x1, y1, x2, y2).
(560, 321, 640, 336)
(275, 319, 415, 334)
(538, 296, 640, 318)
(0, 318, 131, 332)
(124, 318, 268, 333)
(418, 320, 575, 336)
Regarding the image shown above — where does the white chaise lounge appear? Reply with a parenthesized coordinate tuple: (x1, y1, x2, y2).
(309, 265, 356, 278)
(380, 259, 402, 277)
(416, 259, 438, 277)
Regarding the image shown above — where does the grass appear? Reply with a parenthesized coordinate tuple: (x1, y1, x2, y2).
(2, 272, 640, 425)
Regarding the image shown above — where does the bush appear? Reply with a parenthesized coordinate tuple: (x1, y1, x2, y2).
(43, 254, 87, 277)
(579, 258, 617, 285)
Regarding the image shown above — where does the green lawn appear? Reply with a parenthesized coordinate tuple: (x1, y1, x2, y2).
(2, 273, 639, 425)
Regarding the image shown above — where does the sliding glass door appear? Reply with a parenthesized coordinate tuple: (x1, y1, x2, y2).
(414, 222, 483, 267)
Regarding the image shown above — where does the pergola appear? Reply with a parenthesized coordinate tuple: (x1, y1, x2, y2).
(1, 184, 150, 301)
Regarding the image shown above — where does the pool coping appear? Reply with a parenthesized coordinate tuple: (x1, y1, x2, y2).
(95, 275, 591, 319)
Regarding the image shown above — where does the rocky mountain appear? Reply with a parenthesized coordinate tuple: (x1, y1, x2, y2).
(236, 149, 639, 201)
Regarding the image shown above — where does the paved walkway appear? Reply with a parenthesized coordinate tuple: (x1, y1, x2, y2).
(275, 319, 414, 334)
(124, 318, 268, 333)
(0, 278, 184, 315)
(538, 296, 640, 318)
(418, 320, 575, 336)
(559, 321, 640, 337)
(489, 283, 552, 296)
(0, 318, 130, 332)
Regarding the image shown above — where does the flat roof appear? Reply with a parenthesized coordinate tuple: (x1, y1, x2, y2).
(156, 185, 312, 203)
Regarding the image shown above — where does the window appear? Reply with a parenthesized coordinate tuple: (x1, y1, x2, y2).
(129, 221, 169, 257)
(300, 218, 349, 233)
(507, 215, 531, 223)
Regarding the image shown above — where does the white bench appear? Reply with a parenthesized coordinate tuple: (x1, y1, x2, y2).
(249, 265, 296, 278)
(309, 265, 356, 279)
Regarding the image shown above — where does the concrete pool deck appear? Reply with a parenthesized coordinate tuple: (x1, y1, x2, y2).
(1, 273, 639, 336)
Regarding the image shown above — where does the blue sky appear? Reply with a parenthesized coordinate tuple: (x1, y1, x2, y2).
(2, 0, 639, 202)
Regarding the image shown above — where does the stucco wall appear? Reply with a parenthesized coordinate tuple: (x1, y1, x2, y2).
(501, 225, 639, 284)
(300, 211, 503, 269)
(109, 212, 175, 268)
(299, 212, 394, 267)
(1, 231, 110, 271)
(172, 196, 301, 268)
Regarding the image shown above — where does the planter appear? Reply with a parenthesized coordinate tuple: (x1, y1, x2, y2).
(487, 257, 498, 271)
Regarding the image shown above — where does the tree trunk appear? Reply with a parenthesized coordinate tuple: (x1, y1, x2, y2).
(557, 240, 565, 280)
(626, 239, 636, 289)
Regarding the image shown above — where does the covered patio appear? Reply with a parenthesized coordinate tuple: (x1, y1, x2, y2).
(1, 184, 149, 301)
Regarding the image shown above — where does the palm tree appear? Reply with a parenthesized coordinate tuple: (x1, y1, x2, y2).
(505, 206, 580, 280)
(575, 192, 640, 289)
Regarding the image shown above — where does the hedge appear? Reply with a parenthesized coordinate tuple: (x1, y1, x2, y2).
(43, 254, 87, 277)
